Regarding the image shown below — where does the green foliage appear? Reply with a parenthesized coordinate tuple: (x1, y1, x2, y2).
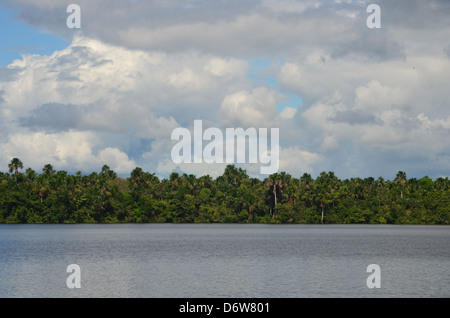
(0, 162, 449, 224)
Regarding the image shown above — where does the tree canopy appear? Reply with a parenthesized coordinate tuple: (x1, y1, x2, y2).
(0, 160, 449, 224)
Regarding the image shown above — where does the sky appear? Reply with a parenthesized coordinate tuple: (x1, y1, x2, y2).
(0, 0, 449, 180)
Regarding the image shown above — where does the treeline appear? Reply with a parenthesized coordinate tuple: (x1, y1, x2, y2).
(1, 158, 449, 224)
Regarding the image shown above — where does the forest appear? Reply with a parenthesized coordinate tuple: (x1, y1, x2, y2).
(1, 158, 449, 224)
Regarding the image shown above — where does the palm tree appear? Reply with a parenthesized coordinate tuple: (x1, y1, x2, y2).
(130, 167, 144, 186)
(395, 171, 407, 199)
(300, 173, 314, 207)
(36, 174, 51, 203)
(8, 158, 23, 180)
(25, 168, 37, 181)
(100, 164, 117, 180)
(43, 164, 55, 176)
(315, 171, 340, 223)
(266, 174, 283, 218)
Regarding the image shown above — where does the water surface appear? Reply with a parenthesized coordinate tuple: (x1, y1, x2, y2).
(0, 224, 448, 297)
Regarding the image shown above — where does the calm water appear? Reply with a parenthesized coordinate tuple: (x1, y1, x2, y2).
(0, 224, 449, 298)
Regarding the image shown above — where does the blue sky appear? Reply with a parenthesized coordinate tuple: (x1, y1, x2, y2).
(0, 7, 69, 67)
(249, 58, 302, 113)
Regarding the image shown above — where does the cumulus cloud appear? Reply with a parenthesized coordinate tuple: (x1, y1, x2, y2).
(278, 146, 323, 177)
(219, 87, 280, 128)
(0, 36, 223, 175)
(204, 57, 249, 78)
(294, 53, 450, 177)
(0, 131, 136, 174)
(279, 107, 297, 120)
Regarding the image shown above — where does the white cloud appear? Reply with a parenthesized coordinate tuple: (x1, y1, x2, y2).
(219, 87, 280, 128)
(204, 57, 249, 78)
(278, 147, 323, 176)
(354, 80, 408, 111)
(279, 107, 297, 119)
(0, 131, 136, 174)
(97, 147, 137, 174)
(0, 35, 268, 176)
(156, 159, 229, 179)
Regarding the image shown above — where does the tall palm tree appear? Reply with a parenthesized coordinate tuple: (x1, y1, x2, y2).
(266, 175, 283, 218)
(8, 158, 23, 180)
(395, 171, 407, 199)
(315, 171, 339, 223)
(300, 173, 314, 208)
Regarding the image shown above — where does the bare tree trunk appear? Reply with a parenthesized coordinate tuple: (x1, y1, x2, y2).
(321, 202, 324, 224)
(273, 184, 277, 205)
(273, 184, 278, 218)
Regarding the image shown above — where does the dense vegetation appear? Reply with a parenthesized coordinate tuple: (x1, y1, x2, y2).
(1, 158, 449, 224)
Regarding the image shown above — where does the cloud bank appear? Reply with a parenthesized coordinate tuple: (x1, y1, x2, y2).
(0, 0, 449, 179)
